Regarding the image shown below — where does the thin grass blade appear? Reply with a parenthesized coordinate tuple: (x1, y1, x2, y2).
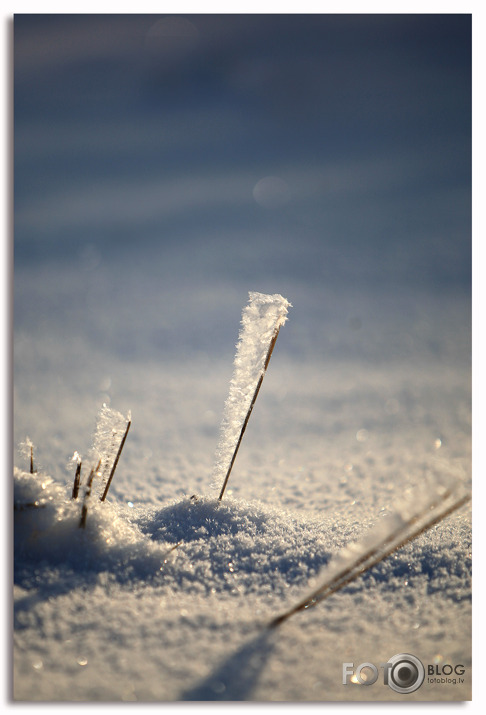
(213, 292, 291, 500)
(269, 474, 470, 628)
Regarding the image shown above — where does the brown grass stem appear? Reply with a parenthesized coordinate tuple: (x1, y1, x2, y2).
(79, 459, 101, 529)
(218, 326, 281, 501)
(161, 541, 183, 562)
(268, 489, 470, 629)
(100, 419, 131, 502)
(71, 460, 82, 500)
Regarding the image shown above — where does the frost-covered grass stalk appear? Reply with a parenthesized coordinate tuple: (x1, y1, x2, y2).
(269, 472, 471, 628)
(61, 404, 132, 526)
(18, 437, 36, 475)
(212, 292, 291, 500)
(71, 452, 82, 500)
(79, 460, 100, 529)
(91, 403, 131, 501)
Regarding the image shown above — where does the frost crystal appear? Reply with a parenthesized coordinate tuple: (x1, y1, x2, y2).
(212, 291, 291, 492)
(92, 404, 131, 490)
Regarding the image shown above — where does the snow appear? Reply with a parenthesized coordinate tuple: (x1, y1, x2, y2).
(12, 14, 472, 705)
(269, 462, 470, 628)
(13, 283, 472, 702)
(13, 453, 471, 701)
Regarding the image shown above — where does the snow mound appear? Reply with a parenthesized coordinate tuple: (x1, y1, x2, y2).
(14, 468, 470, 606)
(135, 495, 332, 596)
(14, 468, 168, 585)
(14, 467, 331, 595)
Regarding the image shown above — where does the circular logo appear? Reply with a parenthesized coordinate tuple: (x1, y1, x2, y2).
(387, 653, 425, 694)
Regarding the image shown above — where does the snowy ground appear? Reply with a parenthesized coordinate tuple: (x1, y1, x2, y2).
(13, 265, 471, 702)
(12, 13, 471, 703)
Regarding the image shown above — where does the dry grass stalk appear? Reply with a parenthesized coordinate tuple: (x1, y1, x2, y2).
(268, 488, 470, 629)
(100, 418, 131, 502)
(79, 459, 101, 529)
(218, 325, 281, 501)
(71, 460, 82, 500)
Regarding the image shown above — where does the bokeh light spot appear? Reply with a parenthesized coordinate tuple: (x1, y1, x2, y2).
(253, 176, 291, 209)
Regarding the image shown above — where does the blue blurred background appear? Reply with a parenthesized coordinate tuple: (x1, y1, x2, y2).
(14, 14, 471, 365)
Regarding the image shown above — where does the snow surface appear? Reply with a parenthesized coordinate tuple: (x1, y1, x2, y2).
(12, 14, 472, 703)
(13, 276, 472, 702)
(13, 458, 471, 702)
